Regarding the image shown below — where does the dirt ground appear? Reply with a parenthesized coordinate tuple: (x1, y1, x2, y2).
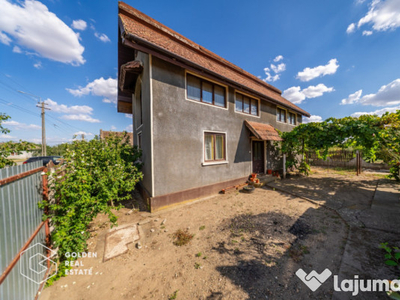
(40, 181, 350, 300)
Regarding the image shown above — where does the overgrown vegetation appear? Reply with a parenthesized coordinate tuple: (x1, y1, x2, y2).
(379, 243, 400, 299)
(40, 132, 142, 283)
(280, 111, 400, 180)
(172, 229, 194, 246)
(0, 113, 36, 168)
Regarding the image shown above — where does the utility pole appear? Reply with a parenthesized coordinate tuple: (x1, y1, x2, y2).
(18, 91, 50, 156)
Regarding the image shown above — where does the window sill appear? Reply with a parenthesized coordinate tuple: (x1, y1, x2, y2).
(202, 161, 229, 166)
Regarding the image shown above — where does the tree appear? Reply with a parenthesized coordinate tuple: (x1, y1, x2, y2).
(0, 113, 36, 168)
(280, 111, 400, 180)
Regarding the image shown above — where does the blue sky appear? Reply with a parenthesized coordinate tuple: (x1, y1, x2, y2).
(1, 0, 400, 145)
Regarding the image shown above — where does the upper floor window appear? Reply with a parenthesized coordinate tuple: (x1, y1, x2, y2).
(277, 107, 286, 123)
(187, 74, 226, 108)
(235, 93, 259, 116)
(288, 112, 296, 125)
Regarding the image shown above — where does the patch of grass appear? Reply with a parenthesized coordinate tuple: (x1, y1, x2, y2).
(168, 290, 179, 300)
(172, 229, 194, 246)
(199, 225, 206, 230)
(231, 240, 238, 244)
(160, 225, 166, 229)
(289, 245, 310, 262)
(194, 262, 201, 269)
(195, 252, 202, 257)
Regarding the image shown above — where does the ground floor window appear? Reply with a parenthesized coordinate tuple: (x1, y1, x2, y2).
(204, 132, 226, 161)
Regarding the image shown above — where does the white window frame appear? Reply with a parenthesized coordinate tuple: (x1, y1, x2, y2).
(202, 130, 229, 166)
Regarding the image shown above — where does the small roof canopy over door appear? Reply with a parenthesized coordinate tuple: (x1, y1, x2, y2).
(244, 120, 283, 141)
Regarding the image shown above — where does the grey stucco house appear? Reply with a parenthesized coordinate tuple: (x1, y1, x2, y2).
(117, 2, 310, 211)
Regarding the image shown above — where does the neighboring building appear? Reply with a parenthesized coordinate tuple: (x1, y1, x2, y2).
(99, 129, 134, 146)
(6, 151, 33, 161)
(117, 2, 310, 211)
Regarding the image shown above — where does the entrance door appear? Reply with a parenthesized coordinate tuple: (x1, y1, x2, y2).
(252, 141, 264, 174)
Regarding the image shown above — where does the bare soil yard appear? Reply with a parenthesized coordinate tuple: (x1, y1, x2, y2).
(40, 184, 349, 300)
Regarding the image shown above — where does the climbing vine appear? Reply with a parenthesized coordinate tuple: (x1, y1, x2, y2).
(280, 111, 400, 180)
(40, 132, 142, 283)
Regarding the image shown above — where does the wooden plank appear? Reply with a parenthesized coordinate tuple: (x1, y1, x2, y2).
(118, 101, 132, 114)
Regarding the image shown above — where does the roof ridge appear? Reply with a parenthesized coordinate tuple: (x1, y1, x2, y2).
(118, 1, 282, 95)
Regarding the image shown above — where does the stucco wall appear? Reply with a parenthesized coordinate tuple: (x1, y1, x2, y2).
(132, 51, 152, 195)
(150, 56, 299, 197)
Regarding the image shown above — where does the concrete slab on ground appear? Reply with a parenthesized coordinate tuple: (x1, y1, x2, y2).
(332, 227, 400, 300)
(103, 224, 140, 262)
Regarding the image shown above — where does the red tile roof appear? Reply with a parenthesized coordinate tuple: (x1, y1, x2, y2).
(245, 120, 283, 141)
(118, 1, 310, 117)
(100, 130, 134, 146)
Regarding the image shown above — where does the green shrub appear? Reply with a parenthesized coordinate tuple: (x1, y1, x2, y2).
(41, 132, 142, 282)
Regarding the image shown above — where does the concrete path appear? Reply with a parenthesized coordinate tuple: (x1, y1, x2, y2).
(268, 175, 400, 300)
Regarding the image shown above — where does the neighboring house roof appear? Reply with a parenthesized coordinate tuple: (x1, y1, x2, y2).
(118, 1, 310, 117)
(245, 120, 283, 141)
(99, 130, 134, 146)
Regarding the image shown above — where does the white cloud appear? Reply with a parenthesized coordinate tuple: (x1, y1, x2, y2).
(74, 131, 93, 136)
(357, 78, 400, 106)
(347, 23, 356, 34)
(0, 134, 17, 139)
(362, 30, 373, 36)
(302, 84, 335, 98)
(356, 0, 400, 33)
(45, 98, 94, 114)
(282, 86, 306, 104)
(271, 63, 286, 74)
(351, 105, 400, 117)
(0, 32, 11, 45)
(282, 84, 334, 104)
(110, 125, 117, 130)
(67, 77, 117, 103)
(125, 124, 133, 132)
(262, 68, 280, 82)
(71, 19, 87, 31)
(125, 114, 132, 119)
(341, 89, 363, 105)
(61, 114, 100, 123)
(12, 45, 22, 53)
(3, 120, 40, 130)
(296, 59, 339, 82)
(94, 32, 110, 43)
(33, 61, 42, 69)
(302, 115, 323, 123)
(262, 56, 287, 82)
(0, 0, 85, 65)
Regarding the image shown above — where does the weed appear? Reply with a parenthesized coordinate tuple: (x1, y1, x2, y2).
(172, 229, 194, 246)
(231, 240, 238, 244)
(194, 262, 201, 269)
(380, 242, 400, 269)
(168, 290, 179, 300)
(195, 252, 202, 257)
(203, 256, 207, 260)
(199, 225, 206, 231)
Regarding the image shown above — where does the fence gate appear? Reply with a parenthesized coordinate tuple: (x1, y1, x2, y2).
(0, 161, 50, 300)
